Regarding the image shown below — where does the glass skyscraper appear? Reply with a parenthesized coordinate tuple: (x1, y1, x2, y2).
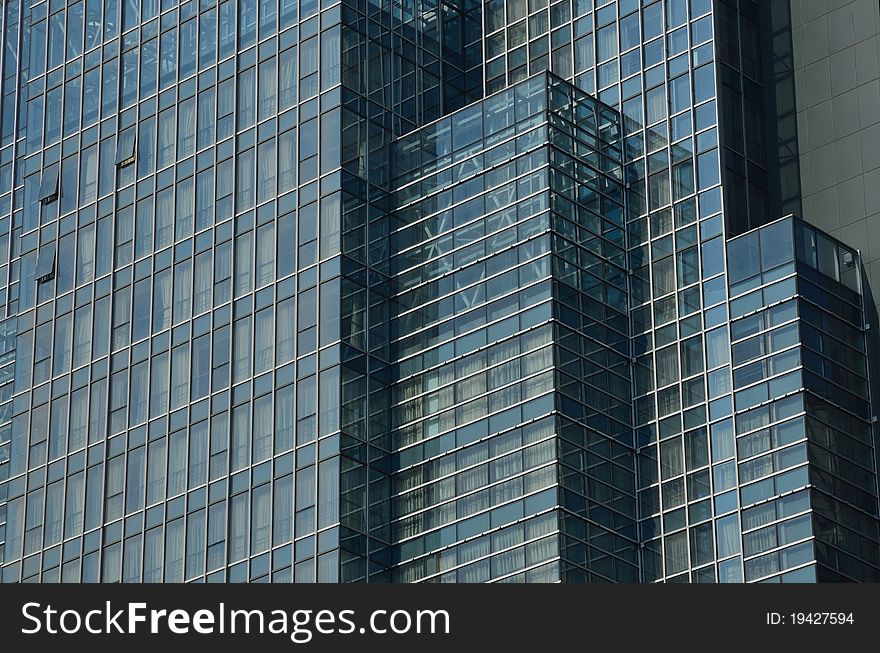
(0, 0, 878, 584)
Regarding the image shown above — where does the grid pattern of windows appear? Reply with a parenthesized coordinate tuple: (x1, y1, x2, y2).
(484, 0, 731, 584)
(1, 0, 878, 585)
(387, 74, 637, 583)
(0, 0, 349, 585)
(509, 0, 731, 583)
(726, 217, 880, 582)
(0, 0, 478, 585)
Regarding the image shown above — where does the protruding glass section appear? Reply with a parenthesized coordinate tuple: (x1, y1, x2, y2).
(727, 217, 880, 582)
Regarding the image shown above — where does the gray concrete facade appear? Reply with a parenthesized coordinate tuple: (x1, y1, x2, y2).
(790, 0, 880, 312)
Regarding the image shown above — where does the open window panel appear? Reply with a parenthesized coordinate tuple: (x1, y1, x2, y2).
(36, 244, 56, 284)
(38, 163, 60, 204)
(115, 128, 137, 167)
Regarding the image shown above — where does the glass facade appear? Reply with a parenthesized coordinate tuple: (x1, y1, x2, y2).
(0, 0, 481, 584)
(388, 74, 636, 582)
(727, 217, 880, 582)
(0, 0, 877, 584)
